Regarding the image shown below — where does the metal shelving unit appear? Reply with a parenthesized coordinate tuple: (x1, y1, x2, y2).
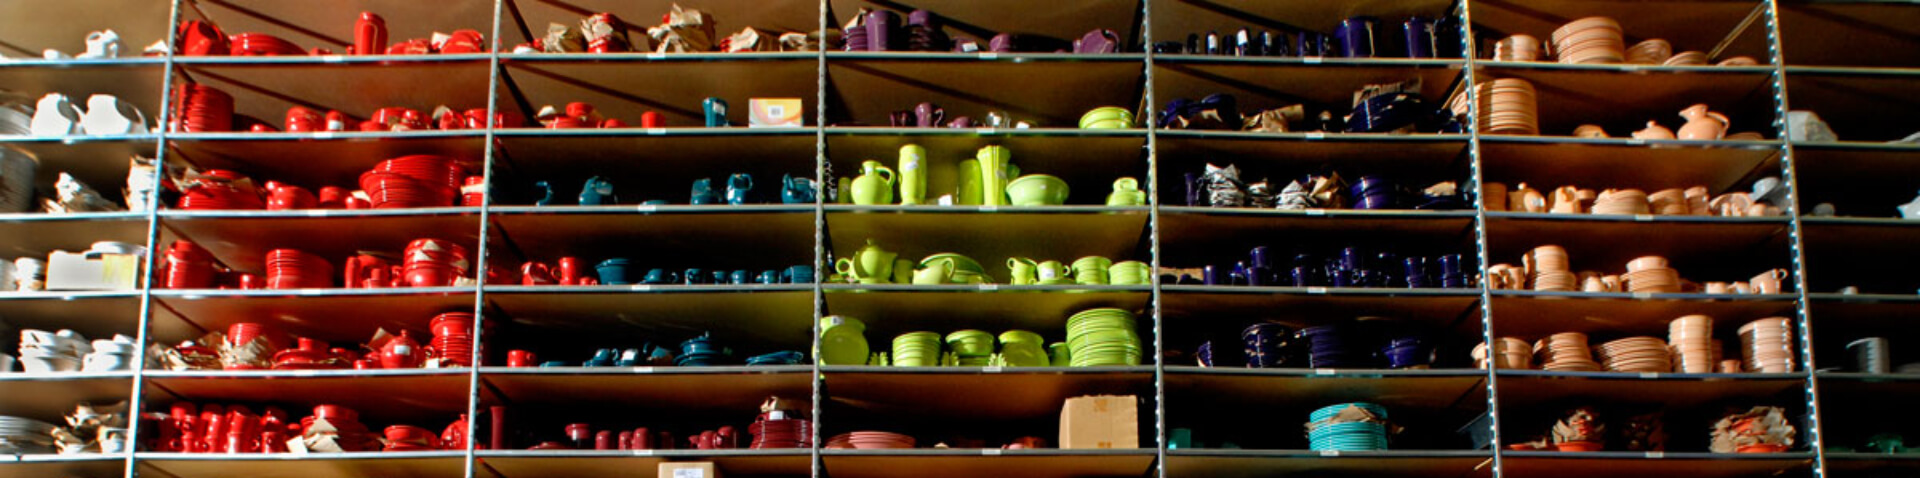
(0, 0, 1917, 478)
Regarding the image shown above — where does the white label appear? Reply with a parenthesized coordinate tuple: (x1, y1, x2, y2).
(982, 366, 1003, 373)
(1305, 132, 1326, 140)
(1646, 451, 1664, 459)
(673, 468, 704, 478)
(1316, 368, 1336, 375)
(635, 205, 656, 213)
(825, 316, 845, 327)
(313, 132, 335, 139)
(645, 128, 665, 135)
(1639, 372, 1659, 379)
(1305, 209, 1326, 216)
(1319, 450, 1339, 457)
(321, 56, 344, 63)
(297, 289, 325, 296)
(1304, 56, 1324, 64)
(979, 284, 998, 291)
(648, 52, 667, 60)
(305, 210, 329, 217)
(980, 53, 999, 60)
(633, 450, 654, 456)
(1634, 214, 1655, 222)
(1626, 139, 1646, 146)
(1632, 292, 1654, 299)
(1307, 287, 1328, 294)
(981, 206, 998, 212)
(632, 367, 654, 374)
(629, 285, 650, 292)
(975, 128, 995, 135)
(982, 448, 1002, 455)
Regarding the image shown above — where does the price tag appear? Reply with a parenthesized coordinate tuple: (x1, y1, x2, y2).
(1316, 368, 1337, 375)
(1305, 132, 1326, 140)
(629, 284, 651, 292)
(645, 128, 665, 135)
(305, 210, 330, 217)
(635, 205, 656, 213)
(313, 131, 335, 139)
(1620, 64, 1642, 72)
(1634, 214, 1655, 222)
(979, 284, 999, 291)
(297, 289, 326, 296)
(980, 206, 999, 212)
(1631, 292, 1654, 299)
(632, 367, 655, 374)
(1305, 209, 1326, 216)
(1645, 451, 1665, 459)
(1304, 56, 1324, 64)
(321, 55, 345, 63)
(1307, 287, 1328, 294)
(980, 53, 999, 61)
(1626, 139, 1646, 146)
(982, 366, 1003, 373)
(633, 450, 655, 456)
(975, 128, 996, 135)
(1319, 450, 1340, 457)
(982, 448, 1003, 455)
(1639, 372, 1660, 379)
(647, 52, 667, 60)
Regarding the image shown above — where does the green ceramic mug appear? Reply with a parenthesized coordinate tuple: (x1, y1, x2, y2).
(1107, 177, 1145, 206)
(1108, 261, 1150, 285)
(1036, 260, 1072, 282)
(1007, 257, 1039, 285)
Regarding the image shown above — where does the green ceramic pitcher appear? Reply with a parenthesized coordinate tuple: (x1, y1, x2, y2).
(850, 160, 895, 205)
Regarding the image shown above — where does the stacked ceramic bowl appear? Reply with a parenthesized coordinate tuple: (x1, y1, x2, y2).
(1739, 317, 1794, 373)
(1626, 39, 1672, 64)
(1536, 333, 1603, 372)
(429, 312, 475, 367)
(1647, 189, 1689, 215)
(402, 238, 470, 287)
(1307, 403, 1390, 451)
(0, 104, 31, 135)
(1596, 337, 1673, 372)
(82, 335, 137, 372)
(1065, 308, 1142, 366)
(171, 83, 234, 132)
(1242, 323, 1294, 368)
(1590, 189, 1651, 215)
(18, 329, 87, 373)
(1478, 78, 1539, 135)
(749, 418, 812, 449)
(1624, 255, 1681, 293)
(998, 330, 1049, 367)
(1474, 337, 1532, 369)
(362, 155, 463, 208)
(825, 431, 914, 449)
(945, 330, 994, 366)
(1669, 315, 1716, 373)
(1552, 17, 1624, 64)
(266, 248, 332, 289)
(0, 415, 57, 453)
(891, 332, 941, 367)
(1528, 245, 1574, 291)
(0, 147, 36, 213)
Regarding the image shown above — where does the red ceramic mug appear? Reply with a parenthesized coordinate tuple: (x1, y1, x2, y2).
(507, 350, 536, 367)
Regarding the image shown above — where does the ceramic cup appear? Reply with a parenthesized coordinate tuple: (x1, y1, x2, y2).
(1036, 261, 1071, 282)
(782, 265, 814, 284)
(1072, 256, 1113, 284)
(1108, 261, 1149, 285)
(1007, 258, 1039, 285)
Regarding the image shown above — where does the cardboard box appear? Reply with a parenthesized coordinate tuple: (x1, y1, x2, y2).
(748, 98, 804, 127)
(659, 462, 720, 478)
(45, 251, 139, 291)
(1059, 395, 1139, 449)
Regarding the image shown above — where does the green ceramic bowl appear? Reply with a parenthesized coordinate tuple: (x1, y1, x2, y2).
(1007, 174, 1070, 206)
(921, 253, 987, 276)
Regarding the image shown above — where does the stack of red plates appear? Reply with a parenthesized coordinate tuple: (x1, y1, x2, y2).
(402, 238, 470, 287)
(178, 170, 266, 210)
(748, 419, 812, 449)
(164, 240, 217, 289)
(428, 312, 475, 367)
(266, 249, 333, 289)
(172, 83, 233, 132)
(361, 155, 463, 208)
(229, 33, 307, 56)
(825, 431, 914, 449)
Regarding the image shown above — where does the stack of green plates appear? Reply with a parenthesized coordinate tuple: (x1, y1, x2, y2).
(1065, 308, 1142, 366)
(946, 330, 995, 366)
(892, 332, 942, 367)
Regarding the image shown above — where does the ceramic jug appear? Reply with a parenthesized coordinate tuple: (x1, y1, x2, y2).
(579, 176, 615, 205)
(850, 161, 895, 205)
(977, 145, 1012, 206)
(1631, 121, 1676, 140)
(80, 29, 122, 59)
(81, 94, 144, 135)
(726, 173, 754, 205)
(1007, 257, 1039, 285)
(690, 178, 718, 205)
(1675, 104, 1729, 140)
(913, 257, 956, 285)
(1108, 177, 1146, 206)
(898, 144, 928, 205)
(956, 159, 983, 205)
(781, 174, 816, 204)
(833, 240, 896, 284)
